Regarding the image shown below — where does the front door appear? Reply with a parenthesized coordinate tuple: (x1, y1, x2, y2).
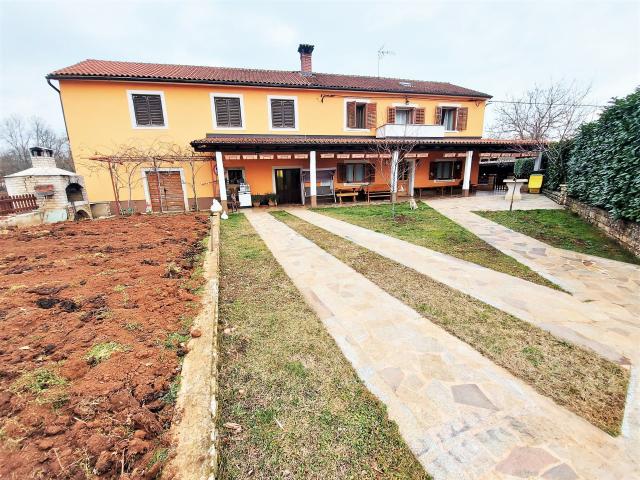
(397, 160, 412, 197)
(274, 168, 302, 204)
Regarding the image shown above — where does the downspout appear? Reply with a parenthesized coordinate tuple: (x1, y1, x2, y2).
(46, 78, 74, 169)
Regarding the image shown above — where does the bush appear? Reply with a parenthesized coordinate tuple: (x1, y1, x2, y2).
(514, 157, 535, 179)
(543, 140, 573, 190)
(567, 88, 640, 221)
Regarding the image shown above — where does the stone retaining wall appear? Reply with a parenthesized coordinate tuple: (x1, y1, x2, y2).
(164, 214, 220, 480)
(543, 186, 640, 257)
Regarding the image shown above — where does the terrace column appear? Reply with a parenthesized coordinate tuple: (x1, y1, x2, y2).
(391, 149, 400, 202)
(309, 150, 317, 207)
(215, 151, 228, 212)
(462, 149, 473, 197)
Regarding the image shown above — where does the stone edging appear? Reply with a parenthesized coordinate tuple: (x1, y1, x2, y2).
(163, 215, 221, 479)
(543, 187, 640, 258)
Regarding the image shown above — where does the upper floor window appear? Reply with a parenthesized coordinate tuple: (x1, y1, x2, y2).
(212, 94, 244, 129)
(127, 91, 167, 128)
(269, 97, 297, 129)
(387, 106, 425, 125)
(435, 106, 468, 131)
(346, 100, 377, 129)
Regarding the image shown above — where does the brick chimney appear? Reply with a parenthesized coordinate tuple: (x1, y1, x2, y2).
(298, 44, 314, 76)
(29, 146, 56, 169)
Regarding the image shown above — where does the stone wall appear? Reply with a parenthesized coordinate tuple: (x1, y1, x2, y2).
(544, 185, 640, 257)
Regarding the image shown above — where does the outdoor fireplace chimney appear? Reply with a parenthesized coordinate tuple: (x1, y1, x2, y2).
(298, 44, 314, 76)
(29, 146, 56, 169)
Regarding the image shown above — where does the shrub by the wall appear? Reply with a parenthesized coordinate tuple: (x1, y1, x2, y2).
(514, 157, 535, 179)
(543, 140, 572, 190)
(567, 89, 640, 222)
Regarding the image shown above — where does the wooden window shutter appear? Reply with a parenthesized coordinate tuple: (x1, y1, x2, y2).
(346, 101, 356, 128)
(429, 161, 437, 180)
(132, 94, 164, 126)
(271, 99, 294, 128)
(365, 103, 377, 129)
(282, 100, 295, 128)
(387, 107, 396, 124)
(414, 107, 426, 124)
(434, 107, 443, 125)
(457, 107, 468, 131)
(336, 163, 346, 183)
(365, 163, 376, 183)
(455, 161, 463, 179)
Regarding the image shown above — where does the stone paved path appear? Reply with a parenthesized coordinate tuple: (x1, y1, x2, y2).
(423, 194, 640, 328)
(245, 210, 639, 480)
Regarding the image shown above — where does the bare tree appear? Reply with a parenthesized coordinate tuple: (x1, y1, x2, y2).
(0, 115, 73, 175)
(490, 81, 596, 172)
(368, 136, 420, 218)
(86, 139, 212, 214)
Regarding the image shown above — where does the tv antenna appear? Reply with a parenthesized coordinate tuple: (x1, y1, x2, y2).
(377, 45, 395, 77)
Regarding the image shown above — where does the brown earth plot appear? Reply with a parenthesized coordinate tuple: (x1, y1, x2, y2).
(0, 214, 209, 479)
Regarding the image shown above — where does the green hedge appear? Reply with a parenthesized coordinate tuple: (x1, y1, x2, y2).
(543, 140, 572, 190)
(514, 157, 535, 179)
(567, 89, 640, 222)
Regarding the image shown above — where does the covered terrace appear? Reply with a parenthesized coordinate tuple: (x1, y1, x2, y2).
(191, 135, 540, 209)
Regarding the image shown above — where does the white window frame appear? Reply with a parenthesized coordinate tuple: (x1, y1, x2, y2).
(431, 160, 457, 182)
(225, 167, 246, 184)
(438, 103, 462, 133)
(127, 90, 169, 129)
(343, 97, 372, 132)
(267, 95, 299, 131)
(140, 167, 189, 212)
(210, 93, 245, 130)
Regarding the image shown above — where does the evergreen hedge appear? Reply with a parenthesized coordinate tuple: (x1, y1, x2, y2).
(514, 157, 535, 179)
(567, 89, 640, 222)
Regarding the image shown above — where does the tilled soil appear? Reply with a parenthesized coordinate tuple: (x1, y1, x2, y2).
(0, 214, 209, 479)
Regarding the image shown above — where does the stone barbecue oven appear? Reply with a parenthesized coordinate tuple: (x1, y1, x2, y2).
(4, 147, 92, 222)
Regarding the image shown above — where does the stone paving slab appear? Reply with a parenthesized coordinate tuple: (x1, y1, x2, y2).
(244, 210, 638, 480)
(287, 208, 638, 365)
(423, 194, 640, 326)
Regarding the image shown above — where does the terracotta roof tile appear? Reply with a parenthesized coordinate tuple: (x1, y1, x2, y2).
(191, 135, 538, 149)
(48, 59, 491, 98)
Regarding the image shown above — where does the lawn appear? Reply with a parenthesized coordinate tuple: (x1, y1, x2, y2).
(313, 202, 560, 289)
(271, 211, 630, 436)
(476, 209, 640, 264)
(0, 214, 210, 478)
(217, 213, 428, 479)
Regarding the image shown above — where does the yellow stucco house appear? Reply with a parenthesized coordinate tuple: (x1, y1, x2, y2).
(47, 44, 536, 213)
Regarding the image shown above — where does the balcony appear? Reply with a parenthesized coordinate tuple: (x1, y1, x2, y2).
(376, 123, 445, 139)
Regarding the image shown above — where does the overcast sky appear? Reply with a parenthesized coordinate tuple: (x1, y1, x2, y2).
(1, 0, 638, 136)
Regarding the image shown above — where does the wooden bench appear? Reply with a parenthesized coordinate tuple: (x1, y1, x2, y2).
(336, 191, 358, 204)
(365, 185, 391, 202)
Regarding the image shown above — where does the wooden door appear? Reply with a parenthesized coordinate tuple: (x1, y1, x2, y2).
(397, 160, 412, 197)
(147, 171, 185, 212)
(274, 169, 302, 204)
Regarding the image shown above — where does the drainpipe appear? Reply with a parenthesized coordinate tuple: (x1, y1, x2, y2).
(46, 78, 74, 169)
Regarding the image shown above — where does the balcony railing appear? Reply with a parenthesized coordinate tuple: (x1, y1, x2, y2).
(376, 123, 445, 139)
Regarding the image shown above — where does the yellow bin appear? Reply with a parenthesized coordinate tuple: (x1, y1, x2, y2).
(528, 174, 544, 194)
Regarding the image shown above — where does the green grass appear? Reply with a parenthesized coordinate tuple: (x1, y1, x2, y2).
(217, 213, 428, 479)
(12, 367, 67, 394)
(271, 210, 629, 436)
(476, 209, 640, 264)
(313, 202, 561, 289)
(85, 342, 128, 365)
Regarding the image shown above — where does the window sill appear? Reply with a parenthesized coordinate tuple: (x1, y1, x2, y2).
(133, 125, 168, 130)
(269, 127, 299, 132)
(433, 179, 457, 182)
(213, 126, 246, 131)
